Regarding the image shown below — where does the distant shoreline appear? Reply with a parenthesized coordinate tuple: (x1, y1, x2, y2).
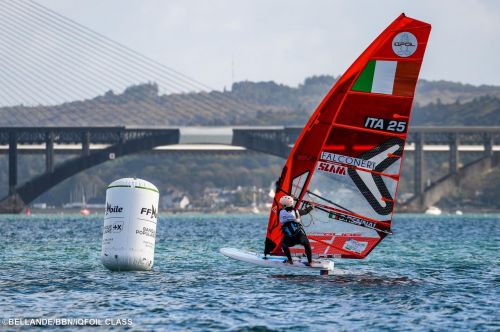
(15, 207, 500, 216)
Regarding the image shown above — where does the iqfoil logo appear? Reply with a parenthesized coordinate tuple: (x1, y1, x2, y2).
(392, 32, 417, 57)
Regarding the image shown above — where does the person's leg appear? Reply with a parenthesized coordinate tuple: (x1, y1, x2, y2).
(281, 241, 293, 264)
(300, 233, 312, 264)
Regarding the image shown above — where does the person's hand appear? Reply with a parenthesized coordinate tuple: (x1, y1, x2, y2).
(303, 201, 314, 213)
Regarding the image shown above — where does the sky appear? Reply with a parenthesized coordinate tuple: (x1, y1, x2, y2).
(20, 0, 500, 91)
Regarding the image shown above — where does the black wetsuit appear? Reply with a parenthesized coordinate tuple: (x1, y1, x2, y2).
(280, 205, 313, 264)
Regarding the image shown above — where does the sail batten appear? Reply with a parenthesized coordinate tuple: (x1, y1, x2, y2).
(264, 14, 431, 259)
(332, 123, 407, 138)
(307, 201, 392, 228)
(316, 160, 401, 178)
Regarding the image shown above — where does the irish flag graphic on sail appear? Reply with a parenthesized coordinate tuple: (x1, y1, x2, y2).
(352, 60, 420, 96)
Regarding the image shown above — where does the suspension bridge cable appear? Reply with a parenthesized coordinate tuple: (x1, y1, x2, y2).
(0, 27, 105, 104)
(0, 2, 220, 115)
(0, 56, 53, 105)
(2, 0, 255, 117)
(25, 0, 214, 92)
(14, 0, 253, 113)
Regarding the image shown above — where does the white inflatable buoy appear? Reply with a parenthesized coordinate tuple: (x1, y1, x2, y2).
(101, 178, 159, 271)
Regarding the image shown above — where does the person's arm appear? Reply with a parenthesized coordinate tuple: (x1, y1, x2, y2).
(298, 203, 313, 216)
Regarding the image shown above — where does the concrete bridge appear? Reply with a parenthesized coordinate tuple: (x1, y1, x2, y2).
(402, 127, 500, 211)
(0, 126, 498, 213)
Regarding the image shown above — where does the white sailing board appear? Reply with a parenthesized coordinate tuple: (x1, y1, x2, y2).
(220, 247, 334, 272)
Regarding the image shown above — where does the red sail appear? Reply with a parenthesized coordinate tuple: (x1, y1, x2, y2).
(265, 14, 431, 259)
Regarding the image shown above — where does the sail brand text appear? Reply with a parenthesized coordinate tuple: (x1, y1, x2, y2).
(364, 117, 407, 133)
(317, 162, 346, 175)
(328, 211, 377, 229)
(321, 152, 376, 170)
(106, 203, 123, 214)
(140, 205, 157, 219)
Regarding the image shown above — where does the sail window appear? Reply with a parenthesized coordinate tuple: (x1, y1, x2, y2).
(291, 171, 309, 199)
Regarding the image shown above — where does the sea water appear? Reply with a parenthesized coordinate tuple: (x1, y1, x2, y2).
(0, 214, 498, 331)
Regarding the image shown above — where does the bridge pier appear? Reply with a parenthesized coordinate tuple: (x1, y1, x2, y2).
(449, 133, 459, 174)
(484, 133, 493, 157)
(82, 131, 90, 156)
(414, 132, 424, 199)
(8, 132, 18, 195)
(45, 131, 54, 173)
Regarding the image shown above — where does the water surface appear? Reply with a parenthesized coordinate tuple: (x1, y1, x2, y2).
(0, 214, 498, 331)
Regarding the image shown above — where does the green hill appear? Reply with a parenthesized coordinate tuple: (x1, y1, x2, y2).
(411, 95, 500, 126)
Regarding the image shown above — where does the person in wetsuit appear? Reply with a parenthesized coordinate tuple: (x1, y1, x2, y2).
(278, 195, 314, 266)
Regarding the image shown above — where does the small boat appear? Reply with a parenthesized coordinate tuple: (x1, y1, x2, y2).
(425, 206, 442, 215)
(79, 188, 91, 216)
(80, 208, 91, 216)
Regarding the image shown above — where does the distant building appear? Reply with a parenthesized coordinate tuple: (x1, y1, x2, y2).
(161, 189, 190, 210)
(32, 203, 47, 209)
(202, 186, 267, 209)
(179, 196, 190, 209)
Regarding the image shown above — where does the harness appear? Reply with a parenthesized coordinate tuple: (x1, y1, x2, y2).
(282, 221, 298, 237)
(280, 209, 305, 238)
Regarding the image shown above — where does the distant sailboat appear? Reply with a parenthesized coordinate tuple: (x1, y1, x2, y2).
(265, 185, 275, 208)
(79, 188, 90, 216)
(251, 186, 260, 214)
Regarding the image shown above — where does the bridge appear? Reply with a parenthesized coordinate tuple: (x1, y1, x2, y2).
(0, 126, 498, 213)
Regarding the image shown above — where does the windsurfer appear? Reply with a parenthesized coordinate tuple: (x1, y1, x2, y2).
(278, 195, 314, 266)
